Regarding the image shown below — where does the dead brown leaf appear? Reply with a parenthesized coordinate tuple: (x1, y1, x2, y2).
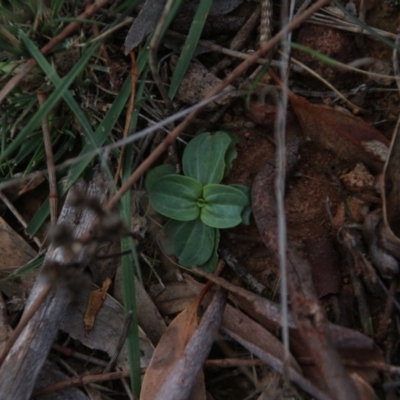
(153, 281, 197, 315)
(84, 278, 112, 337)
(0, 218, 36, 270)
(349, 373, 379, 400)
(141, 297, 206, 400)
(288, 92, 389, 172)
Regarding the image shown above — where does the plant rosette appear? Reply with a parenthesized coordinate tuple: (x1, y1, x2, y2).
(145, 131, 251, 272)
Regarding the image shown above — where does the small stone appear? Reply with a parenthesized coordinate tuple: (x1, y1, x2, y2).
(340, 163, 375, 192)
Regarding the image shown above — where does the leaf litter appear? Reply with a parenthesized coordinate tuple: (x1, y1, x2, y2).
(2, 1, 400, 399)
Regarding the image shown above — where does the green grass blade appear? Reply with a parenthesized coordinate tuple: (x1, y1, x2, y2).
(332, 0, 400, 52)
(19, 32, 96, 143)
(118, 68, 148, 398)
(0, 36, 100, 165)
(289, 42, 339, 67)
(168, 0, 213, 100)
(2, 255, 44, 282)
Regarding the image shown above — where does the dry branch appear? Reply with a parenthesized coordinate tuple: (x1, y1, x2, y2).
(0, 170, 109, 399)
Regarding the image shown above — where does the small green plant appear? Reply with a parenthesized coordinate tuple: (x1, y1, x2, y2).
(146, 131, 251, 272)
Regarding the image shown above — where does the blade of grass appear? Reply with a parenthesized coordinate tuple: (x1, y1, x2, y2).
(168, 0, 213, 100)
(1, 255, 44, 282)
(118, 67, 148, 399)
(0, 39, 100, 165)
(20, 32, 96, 144)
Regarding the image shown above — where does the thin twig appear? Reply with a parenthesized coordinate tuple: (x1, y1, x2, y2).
(212, 6, 262, 73)
(52, 343, 108, 367)
(218, 248, 267, 296)
(37, 91, 58, 224)
(33, 369, 145, 396)
(287, 54, 362, 111)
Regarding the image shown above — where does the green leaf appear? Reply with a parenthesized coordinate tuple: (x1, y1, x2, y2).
(201, 184, 249, 228)
(145, 164, 176, 191)
(149, 175, 202, 221)
(182, 132, 233, 185)
(168, 0, 213, 100)
(198, 229, 220, 272)
(229, 184, 252, 225)
(162, 219, 215, 267)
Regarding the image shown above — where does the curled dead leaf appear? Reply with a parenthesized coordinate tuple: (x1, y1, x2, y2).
(288, 92, 389, 172)
(142, 290, 226, 400)
(84, 278, 111, 337)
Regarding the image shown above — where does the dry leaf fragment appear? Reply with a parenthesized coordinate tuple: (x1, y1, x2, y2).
(141, 301, 202, 400)
(171, 56, 235, 110)
(246, 102, 295, 129)
(153, 281, 196, 315)
(288, 92, 390, 172)
(0, 217, 36, 269)
(124, 0, 165, 53)
(84, 278, 112, 337)
(154, 290, 225, 400)
(332, 196, 371, 229)
(142, 291, 226, 400)
(60, 285, 154, 370)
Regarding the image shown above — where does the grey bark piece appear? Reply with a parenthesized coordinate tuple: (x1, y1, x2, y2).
(60, 284, 154, 370)
(124, 0, 166, 54)
(0, 172, 108, 400)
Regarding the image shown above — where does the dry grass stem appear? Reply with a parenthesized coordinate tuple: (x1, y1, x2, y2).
(114, 52, 138, 183)
(37, 91, 57, 224)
